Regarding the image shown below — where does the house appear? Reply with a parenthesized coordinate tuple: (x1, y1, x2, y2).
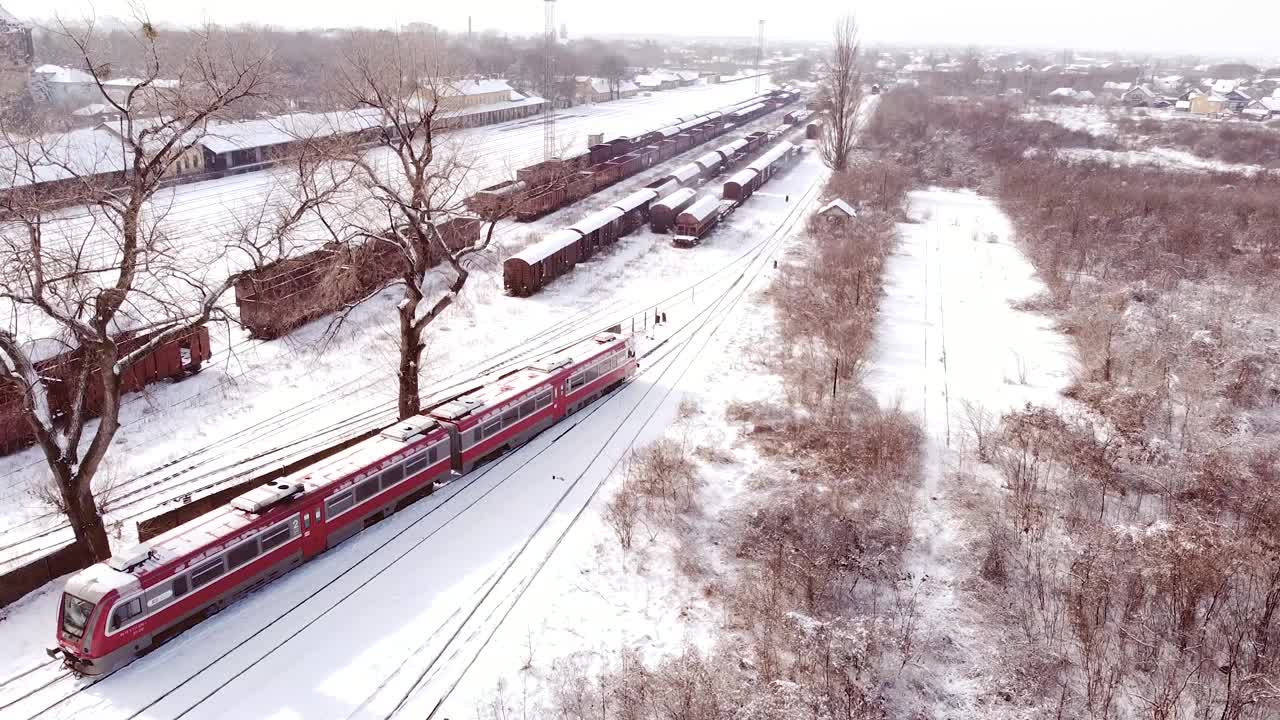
(573, 76, 611, 104)
(817, 199, 857, 222)
(32, 64, 100, 107)
(1242, 97, 1280, 120)
(1048, 87, 1077, 99)
(1075, 89, 1097, 102)
(1222, 88, 1252, 113)
(1102, 81, 1133, 94)
(1121, 84, 1159, 106)
(101, 76, 180, 105)
(617, 80, 639, 99)
(1188, 92, 1228, 115)
(97, 116, 205, 177)
(1154, 74, 1184, 93)
(674, 70, 700, 86)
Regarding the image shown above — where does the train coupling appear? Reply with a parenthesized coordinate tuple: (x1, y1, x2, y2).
(46, 646, 64, 660)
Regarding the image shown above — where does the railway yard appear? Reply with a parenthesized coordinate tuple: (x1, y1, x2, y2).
(0, 79, 846, 719)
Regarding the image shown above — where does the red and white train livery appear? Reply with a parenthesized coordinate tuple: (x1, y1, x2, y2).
(52, 331, 638, 675)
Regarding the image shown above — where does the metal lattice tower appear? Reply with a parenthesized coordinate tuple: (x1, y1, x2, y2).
(543, 0, 557, 161)
(754, 19, 765, 93)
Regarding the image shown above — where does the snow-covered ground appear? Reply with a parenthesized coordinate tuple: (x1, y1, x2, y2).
(0, 82, 790, 572)
(1023, 105, 1119, 137)
(865, 189, 1077, 717)
(0, 140, 831, 720)
(1050, 146, 1265, 175)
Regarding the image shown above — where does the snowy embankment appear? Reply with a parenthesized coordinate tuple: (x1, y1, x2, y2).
(0, 142, 830, 720)
(864, 189, 1077, 717)
(0, 81, 780, 572)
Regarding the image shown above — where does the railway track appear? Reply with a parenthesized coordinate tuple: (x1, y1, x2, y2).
(9, 149, 824, 720)
(0, 108, 800, 568)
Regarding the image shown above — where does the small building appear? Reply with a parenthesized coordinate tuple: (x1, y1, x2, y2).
(817, 199, 858, 222)
(1243, 97, 1280, 120)
(573, 77, 611, 104)
(1222, 88, 1252, 113)
(32, 64, 99, 107)
(1121, 84, 1159, 106)
(1189, 92, 1228, 115)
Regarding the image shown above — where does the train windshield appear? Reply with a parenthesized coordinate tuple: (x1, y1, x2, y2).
(61, 593, 95, 639)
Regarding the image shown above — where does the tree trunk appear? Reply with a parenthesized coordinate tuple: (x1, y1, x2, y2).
(54, 462, 112, 561)
(397, 302, 424, 419)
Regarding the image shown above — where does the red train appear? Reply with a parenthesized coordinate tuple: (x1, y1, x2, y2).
(0, 325, 210, 456)
(52, 331, 638, 675)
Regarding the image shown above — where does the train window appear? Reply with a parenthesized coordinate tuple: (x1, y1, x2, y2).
(355, 477, 379, 504)
(569, 374, 586, 391)
(470, 427, 482, 447)
(519, 399, 535, 417)
(111, 596, 143, 630)
(381, 464, 405, 490)
(171, 574, 188, 599)
(405, 451, 431, 476)
(483, 419, 501, 438)
(227, 538, 259, 570)
(502, 407, 519, 425)
(326, 491, 354, 518)
(535, 389, 552, 408)
(260, 521, 293, 552)
(191, 558, 225, 589)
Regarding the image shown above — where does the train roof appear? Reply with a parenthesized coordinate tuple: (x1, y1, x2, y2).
(645, 178, 681, 201)
(747, 142, 795, 171)
(668, 163, 701, 184)
(717, 138, 749, 155)
(725, 168, 758, 187)
(435, 332, 626, 425)
(570, 206, 624, 235)
(508, 228, 585, 265)
(653, 186, 697, 209)
(678, 195, 721, 224)
(612, 188, 659, 214)
(694, 151, 723, 170)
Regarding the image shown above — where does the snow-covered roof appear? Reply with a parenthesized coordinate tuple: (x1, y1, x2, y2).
(618, 80, 638, 93)
(1259, 97, 1280, 111)
(72, 103, 112, 116)
(1075, 90, 1096, 101)
(102, 77, 180, 89)
(818, 199, 858, 218)
(1102, 81, 1132, 91)
(1175, 100, 1191, 109)
(446, 78, 514, 96)
(1211, 78, 1237, 94)
(1048, 87, 1077, 97)
(198, 109, 389, 154)
(33, 65, 96, 84)
(0, 127, 128, 188)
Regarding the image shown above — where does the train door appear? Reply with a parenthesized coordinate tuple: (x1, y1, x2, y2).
(300, 505, 326, 558)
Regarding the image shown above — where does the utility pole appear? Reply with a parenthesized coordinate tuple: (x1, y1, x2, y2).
(754, 19, 765, 93)
(543, 0, 557, 161)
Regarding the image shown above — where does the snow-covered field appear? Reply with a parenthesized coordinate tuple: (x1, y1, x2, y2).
(1049, 146, 1265, 175)
(0, 137, 831, 720)
(0, 80, 787, 572)
(865, 189, 1078, 717)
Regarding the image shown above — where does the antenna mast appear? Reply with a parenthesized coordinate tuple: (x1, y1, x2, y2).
(755, 19, 765, 93)
(543, 0, 557, 160)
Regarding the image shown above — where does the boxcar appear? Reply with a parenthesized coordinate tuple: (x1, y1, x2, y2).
(504, 229, 587, 296)
(611, 188, 660, 235)
(465, 179, 528, 218)
(807, 121, 823, 140)
(722, 168, 760, 202)
(0, 325, 211, 455)
(589, 143, 615, 165)
(667, 162, 702, 187)
(672, 196, 724, 248)
(694, 151, 723, 178)
(645, 177, 681, 202)
(569, 207, 625, 253)
(650, 187, 698, 233)
(515, 186, 568, 222)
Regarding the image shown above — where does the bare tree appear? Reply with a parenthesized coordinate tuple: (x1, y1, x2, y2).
(0, 17, 273, 561)
(818, 15, 864, 172)
(334, 31, 503, 419)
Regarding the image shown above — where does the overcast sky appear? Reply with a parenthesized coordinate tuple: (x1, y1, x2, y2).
(9, 0, 1280, 62)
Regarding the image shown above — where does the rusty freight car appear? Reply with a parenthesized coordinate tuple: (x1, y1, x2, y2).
(0, 325, 210, 455)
